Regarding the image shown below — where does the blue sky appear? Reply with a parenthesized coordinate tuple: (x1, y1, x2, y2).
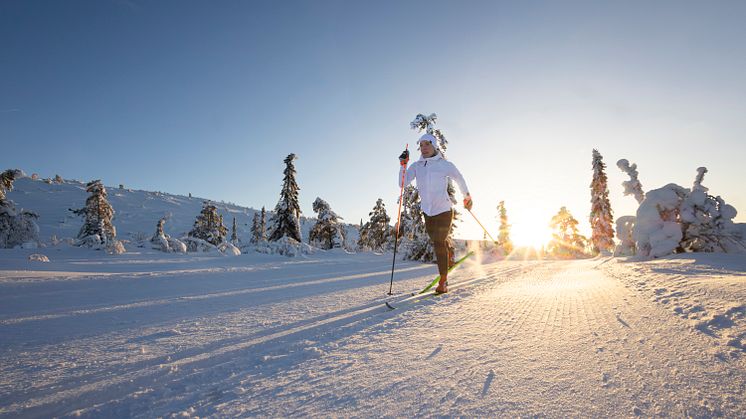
(3, 0, 746, 242)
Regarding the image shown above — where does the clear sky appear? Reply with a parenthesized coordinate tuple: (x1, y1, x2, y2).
(3, 0, 746, 244)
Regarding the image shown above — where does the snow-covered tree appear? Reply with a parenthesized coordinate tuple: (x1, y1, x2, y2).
(250, 212, 262, 244)
(53, 174, 63, 184)
(0, 169, 40, 249)
(616, 159, 645, 204)
(633, 168, 745, 257)
(590, 149, 615, 254)
(71, 179, 122, 252)
(497, 200, 514, 254)
(188, 201, 228, 246)
(150, 215, 186, 253)
(358, 198, 391, 252)
(231, 216, 239, 245)
(269, 154, 302, 243)
(400, 185, 435, 262)
(309, 197, 345, 250)
(548, 206, 588, 258)
(260, 206, 267, 241)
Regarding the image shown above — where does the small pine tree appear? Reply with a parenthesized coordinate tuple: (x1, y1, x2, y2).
(358, 198, 391, 252)
(548, 206, 588, 258)
(231, 216, 239, 244)
(309, 197, 345, 250)
(260, 206, 267, 241)
(72, 180, 118, 248)
(188, 201, 228, 246)
(497, 201, 514, 254)
(401, 186, 435, 262)
(269, 154, 302, 242)
(250, 212, 262, 244)
(590, 149, 615, 254)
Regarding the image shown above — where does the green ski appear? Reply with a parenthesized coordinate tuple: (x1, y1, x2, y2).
(418, 251, 474, 294)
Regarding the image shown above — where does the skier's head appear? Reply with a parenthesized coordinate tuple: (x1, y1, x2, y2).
(418, 133, 438, 158)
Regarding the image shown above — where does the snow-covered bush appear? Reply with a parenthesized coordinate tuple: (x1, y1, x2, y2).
(28, 253, 50, 262)
(151, 216, 187, 253)
(634, 168, 744, 258)
(614, 216, 636, 257)
(253, 236, 315, 257)
(0, 169, 41, 249)
(218, 241, 241, 256)
(182, 236, 221, 253)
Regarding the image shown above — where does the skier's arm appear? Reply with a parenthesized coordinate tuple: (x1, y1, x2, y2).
(447, 162, 470, 197)
(398, 164, 415, 188)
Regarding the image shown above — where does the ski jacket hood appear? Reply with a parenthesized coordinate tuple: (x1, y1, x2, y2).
(399, 151, 470, 217)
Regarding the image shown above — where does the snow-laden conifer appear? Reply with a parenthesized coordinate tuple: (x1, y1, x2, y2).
(0, 169, 40, 248)
(71, 179, 123, 252)
(269, 154, 302, 243)
(616, 159, 645, 204)
(188, 201, 228, 247)
(358, 198, 391, 252)
(590, 149, 615, 254)
(401, 186, 435, 262)
(309, 197, 345, 250)
(497, 200, 514, 254)
(250, 212, 262, 244)
(548, 206, 588, 258)
(231, 216, 239, 245)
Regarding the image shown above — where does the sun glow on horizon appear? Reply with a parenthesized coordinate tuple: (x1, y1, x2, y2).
(511, 222, 553, 249)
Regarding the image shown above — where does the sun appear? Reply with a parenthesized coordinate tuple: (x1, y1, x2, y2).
(511, 222, 552, 249)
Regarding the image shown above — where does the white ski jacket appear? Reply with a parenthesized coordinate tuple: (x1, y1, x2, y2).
(398, 152, 470, 217)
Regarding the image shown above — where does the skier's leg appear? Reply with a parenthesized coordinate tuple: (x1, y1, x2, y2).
(425, 210, 453, 292)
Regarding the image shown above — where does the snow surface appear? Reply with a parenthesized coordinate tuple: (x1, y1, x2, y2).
(1, 247, 745, 417)
(1, 176, 745, 417)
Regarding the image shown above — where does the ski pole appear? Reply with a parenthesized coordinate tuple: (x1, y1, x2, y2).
(388, 144, 408, 295)
(467, 208, 498, 244)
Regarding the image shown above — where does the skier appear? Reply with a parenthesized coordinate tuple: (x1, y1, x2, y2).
(398, 133, 472, 293)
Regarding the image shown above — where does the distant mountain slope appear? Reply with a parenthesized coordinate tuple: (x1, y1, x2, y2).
(7, 176, 359, 246)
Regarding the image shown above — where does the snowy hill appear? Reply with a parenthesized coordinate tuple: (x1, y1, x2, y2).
(7, 176, 359, 248)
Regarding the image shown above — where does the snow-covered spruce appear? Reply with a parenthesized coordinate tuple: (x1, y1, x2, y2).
(548, 206, 588, 259)
(0, 169, 40, 249)
(400, 186, 434, 262)
(269, 154, 302, 243)
(589, 149, 614, 255)
(614, 216, 636, 257)
(497, 200, 514, 255)
(309, 197, 345, 250)
(358, 198, 391, 253)
(187, 201, 228, 247)
(150, 216, 187, 253)
(70, 179, 124, 253)
(253, 236, 315, 257)
(231, 216, 239, 246)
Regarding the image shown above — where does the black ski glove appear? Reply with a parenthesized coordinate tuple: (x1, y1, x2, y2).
(399, 149, 409, 166)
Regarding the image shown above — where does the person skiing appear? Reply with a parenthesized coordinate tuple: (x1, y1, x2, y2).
(398, 133, 472, 293)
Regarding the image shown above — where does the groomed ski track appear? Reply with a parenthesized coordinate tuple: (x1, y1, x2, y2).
(1, 253, 744, 417)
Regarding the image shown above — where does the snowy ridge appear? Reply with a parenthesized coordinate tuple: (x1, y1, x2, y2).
(6, 176, 360, 249)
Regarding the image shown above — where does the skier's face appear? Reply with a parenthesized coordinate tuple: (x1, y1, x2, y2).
(419, 140, 436, 158)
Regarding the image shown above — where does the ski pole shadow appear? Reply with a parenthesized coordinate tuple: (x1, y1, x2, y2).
(427, 345, 442, 359)
(481, 370, 495, 396)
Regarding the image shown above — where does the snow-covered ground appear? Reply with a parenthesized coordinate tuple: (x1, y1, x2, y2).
(1, 246, 745, 417)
